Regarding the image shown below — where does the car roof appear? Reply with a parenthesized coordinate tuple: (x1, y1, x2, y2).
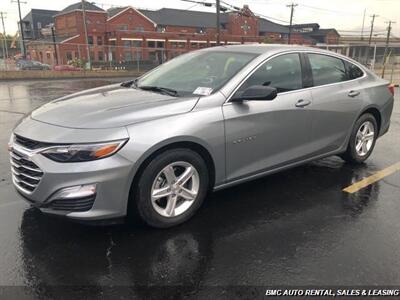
(202, 44, 351, 58)
(202, 44, 364, 68)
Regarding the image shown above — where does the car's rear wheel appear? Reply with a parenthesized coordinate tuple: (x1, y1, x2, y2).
(341, 113, 378, 164)
(132, 148, 209, 228)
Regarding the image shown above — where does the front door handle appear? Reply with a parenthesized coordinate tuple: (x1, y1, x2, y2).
(348, 90, 360, 97)
(295, 99, 311, 108)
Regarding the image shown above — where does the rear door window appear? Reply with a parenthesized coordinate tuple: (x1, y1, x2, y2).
(308, 53, 347, 86)
(344, 61, 364, 80)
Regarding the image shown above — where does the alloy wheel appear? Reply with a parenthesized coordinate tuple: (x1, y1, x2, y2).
(151, 161, 200, 217)
(355, 121, 375, 157)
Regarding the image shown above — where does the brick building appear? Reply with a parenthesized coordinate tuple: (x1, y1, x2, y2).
(26, 2, 340, 66)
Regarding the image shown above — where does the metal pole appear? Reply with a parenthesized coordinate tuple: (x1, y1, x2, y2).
(81, 0, 91, 69)
(382, 21, 395, 78)
(51, 25, 58, 65)
(368, 14, 378, 46)
(371, 43, 377, 71)
(216, 0, 220, 46)
(13, 0, 26, 58)
(0, 12, 8, 59)
(366, 14, 378, 65)
(287, 3, 298, 44)
(361, 9, 366, 41)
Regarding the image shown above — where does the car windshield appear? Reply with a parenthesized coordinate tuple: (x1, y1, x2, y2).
(136, 50, 257, 97)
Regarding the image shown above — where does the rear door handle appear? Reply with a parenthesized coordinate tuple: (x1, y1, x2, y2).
(348, 90, 360, 97)
(295, 99, 311, 108)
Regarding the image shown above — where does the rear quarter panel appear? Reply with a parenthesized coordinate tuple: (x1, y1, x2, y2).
(358, 72, 394, 135)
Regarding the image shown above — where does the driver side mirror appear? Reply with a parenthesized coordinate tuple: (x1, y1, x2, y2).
(231, 85, 277, 102)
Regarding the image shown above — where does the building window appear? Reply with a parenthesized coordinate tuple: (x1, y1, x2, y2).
(110, 40, 116, 46)
(46, 52, 51, 59)
(169, 41, 186, 48)
(148, 51, 156, 61)
(98, 51, 104, 61)
(117, 24, 128, 31)
(147, 41, 156, 48)
(124, 52, 132, 61)
(135, 26, 144, 32)
(37, 22, 42, 29)
(66, 51, 72, 60)
(90, 51, 94, 61)
(157, 41, 165, 48)
(123, 40, 131, 48)
(88, 36, 93, 45)
(97, 36, 103, 45)
(132, 40, 142, 48)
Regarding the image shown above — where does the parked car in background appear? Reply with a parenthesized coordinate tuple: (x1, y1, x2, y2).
(9, 45, 394, 228)
(54, 65, 83, 71)
(16, 60, 51, 70)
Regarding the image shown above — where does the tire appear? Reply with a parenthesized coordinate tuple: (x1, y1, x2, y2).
(132, 148, 209, 228)
(340, 113, 378, 164)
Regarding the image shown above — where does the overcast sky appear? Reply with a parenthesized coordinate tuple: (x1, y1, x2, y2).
(2, 0, 399, 37)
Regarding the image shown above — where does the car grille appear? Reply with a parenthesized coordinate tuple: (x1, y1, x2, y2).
(14, 134, 54, 150)
(10, 149, 43, 193)
(48, 195, 96, 212)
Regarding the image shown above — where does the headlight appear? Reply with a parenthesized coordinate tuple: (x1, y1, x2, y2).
(41, 139, 128, 162)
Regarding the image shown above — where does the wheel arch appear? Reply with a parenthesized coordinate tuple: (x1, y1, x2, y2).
(128, 138, 217, 206)
(358, 106, 382, 133)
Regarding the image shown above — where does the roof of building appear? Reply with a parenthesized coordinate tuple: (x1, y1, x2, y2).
(56, 2, 105, 16)
(22, 9, 59, 22)
(259, 18, 288, 33)
(309, 28, 340, 36)
(291, 23, 320, 29)
(107, 6, 289, 34)
(139, 8, 229, 28)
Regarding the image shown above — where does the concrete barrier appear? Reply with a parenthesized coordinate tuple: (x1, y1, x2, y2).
(0, 70, 145, 81)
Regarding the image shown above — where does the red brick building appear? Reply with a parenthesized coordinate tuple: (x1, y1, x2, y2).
(26, 3, 339, 67)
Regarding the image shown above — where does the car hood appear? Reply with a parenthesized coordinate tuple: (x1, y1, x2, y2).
(31, 83, 199, 129)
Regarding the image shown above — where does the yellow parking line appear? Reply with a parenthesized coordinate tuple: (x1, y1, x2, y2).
(343, 162, 400, 193)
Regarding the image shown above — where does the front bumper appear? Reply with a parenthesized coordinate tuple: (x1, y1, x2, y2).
(11, 147, 134, 221)
(10, 118, 135, 221)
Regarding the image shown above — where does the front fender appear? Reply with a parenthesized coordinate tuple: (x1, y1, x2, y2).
(120, 107, 226, 188)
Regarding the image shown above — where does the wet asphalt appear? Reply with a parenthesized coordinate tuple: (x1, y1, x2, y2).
(0, 79, 399, 299)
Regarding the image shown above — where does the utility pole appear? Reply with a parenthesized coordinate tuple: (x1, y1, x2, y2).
(12, 0, 27, 58)
(366, 14, 378, 65)
(0, 12, 8, 59)
(81, 0, 91, 69)
(50, 24, 58, 65)
(368, 14, 378, 46)
(287, 3, 298, 44)
(216, 0, 220, 45)
(360, 9, 366, 41)
(382, 21, 396, 78)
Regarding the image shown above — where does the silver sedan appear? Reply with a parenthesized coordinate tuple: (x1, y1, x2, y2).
(9, 45, 394, 227)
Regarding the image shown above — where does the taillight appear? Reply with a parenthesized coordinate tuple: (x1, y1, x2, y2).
(388, 84, 395, 96)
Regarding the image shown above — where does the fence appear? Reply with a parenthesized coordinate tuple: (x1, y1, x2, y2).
(1, 41, 399, 83)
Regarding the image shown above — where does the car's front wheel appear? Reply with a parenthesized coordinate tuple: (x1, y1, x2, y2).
(341, 113, 378, 164)
(132, 148, 209, 228)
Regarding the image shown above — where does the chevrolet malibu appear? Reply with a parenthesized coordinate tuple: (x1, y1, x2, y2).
(9, 45, 394, 228)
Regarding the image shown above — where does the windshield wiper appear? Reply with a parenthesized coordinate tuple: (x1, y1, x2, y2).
(138, 85, 179, 97)
(120, 78, 139, 88)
